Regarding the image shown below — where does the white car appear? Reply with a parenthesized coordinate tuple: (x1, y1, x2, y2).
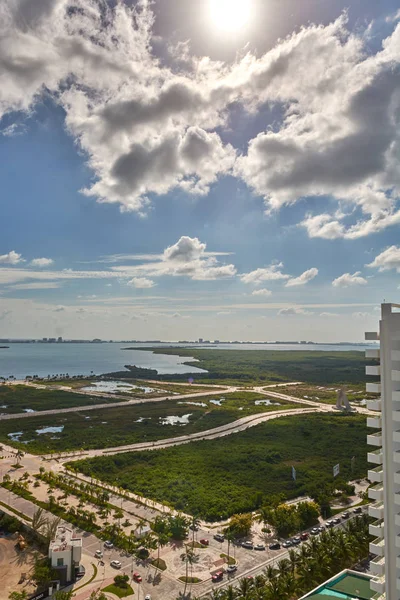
(111, 560, 122, 569)
(227, 564, 237, 573)
(104, 540, 114, 549)
(144, 596, 152, 600)
(95, 550, 103, 559)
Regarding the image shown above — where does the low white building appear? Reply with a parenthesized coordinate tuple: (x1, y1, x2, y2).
(48, 526, 82, 584)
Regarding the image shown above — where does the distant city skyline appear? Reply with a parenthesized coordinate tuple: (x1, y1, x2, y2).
(1, 0, 400, 341)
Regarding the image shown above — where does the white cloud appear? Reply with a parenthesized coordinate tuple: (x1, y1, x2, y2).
(320, 312, 339, 317)
(163, 237, 206, 263)
(0, 310, 12, 320)
(217, 310, 234, 315)
(240, 264, 289, 285)
(1, 2, 400, 235)
(332, 272, 368, 287)
(9, 282, 60, 290)
(30, 257, 54, 267)
(352, 311, 371, 319)
(127, 277, 156, 289)
(0, 251, 24, 265)
(286, 268, 318, 287)
(367, 245, 400, 272)
(278, 306, 313, 316)
(251, 288, 272, 297)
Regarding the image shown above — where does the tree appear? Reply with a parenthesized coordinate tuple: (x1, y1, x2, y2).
(225, 513, 253, 538)
(88, 592, 108, 600)
(53, 591, 75, 600)
(15, 450, 24, 466)
(31, 508, 47, 534)
(180, 547, 196, 597)
(44, 517, 61, 542)
(297, 501, 320, 529)
(190, 514, 201, 546)
(9, 592, 28, 600)
(31, 557, 56, 587)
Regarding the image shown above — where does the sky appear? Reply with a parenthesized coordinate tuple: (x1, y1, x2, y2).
(1, 0, 400, 342)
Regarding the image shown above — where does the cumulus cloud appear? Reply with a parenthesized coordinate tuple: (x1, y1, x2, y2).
(285, 268, 318, 287)
(332, 272, 368, 287)
(0, 251, 24, 265)
(127, 277, 156, 289)
(278, 306, 313, 316)
(240, 264, 289, 285)
(1, 2, 400, 234)
(251, 288, 272, 297)
(30, 257, 54, 267)
(367, 245, 400, 272)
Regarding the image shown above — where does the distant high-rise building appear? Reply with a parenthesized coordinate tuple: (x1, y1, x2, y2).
(57, 336, 63, 343)
(198, 338, 203, 343)
(366, 303, 400, 599)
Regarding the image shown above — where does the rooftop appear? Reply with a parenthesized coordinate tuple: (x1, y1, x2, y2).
(49, 526, 82, 553)
(301, 571, 374, 600)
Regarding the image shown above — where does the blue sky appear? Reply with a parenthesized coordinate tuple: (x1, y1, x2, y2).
(1, 0, 400, 341)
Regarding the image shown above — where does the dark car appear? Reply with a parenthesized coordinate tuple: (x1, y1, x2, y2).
(282, 540, 292, 548)
(310, 527, 320, 535)
(342, 512, 350, 519)
(291, 537, 301, 545)
(269, 542, 281, 550)
(214, 534, 225, 543)
(353, 507, 362, 514)
(326, 520, 334, 528)
(300, 533, 309, 541)
(189, 524, 199, 531)
(212, 570, 224, 582)
(200, 538, 209, 546)
(333, 517, 341, 525)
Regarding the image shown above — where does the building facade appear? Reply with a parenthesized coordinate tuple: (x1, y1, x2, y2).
(49, 525, 82, 584)
(366, 303, 400, 600)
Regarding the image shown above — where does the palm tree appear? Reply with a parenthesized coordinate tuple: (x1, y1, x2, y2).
(190, 514, 201, 546)
(180, 547, 195, 597)
(44, 517, 61, 542)
(225, 530, 235, 566)
(15, 449, 24, 466)
(31, 508, 47, 534)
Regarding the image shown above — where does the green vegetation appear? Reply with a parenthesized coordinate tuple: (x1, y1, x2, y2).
(119, 348, 369, 384)
(70, 413, 368, 520)
(201, 515, 369, 600)
(179, 576, 201, 583)
(0, 384, 122, 413)
(102, 583, 133, 598)
(0, 500, 32, 521)
(0, 392, 301, 453)
(151, 557, 167, 570)
(258, 500, 320, 537)
(275, 383, 375, 405)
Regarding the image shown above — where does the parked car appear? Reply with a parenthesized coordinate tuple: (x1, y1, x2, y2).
(332, 517, 341, 525)
(353, 507, 362, 514)
(300, 533, 309, 540)
(291, 537, 301, 545)
(200, 538, 209, 546)
(95, 550, 103, 559)
(133, 572, 142, 583)
(212, 570, 224, 582)
(269, 541, 281, 550)
(104, 541, 113, 549)
(214, 534, 225, 542)
(111, 560, 122, 569)
(242, 541, 254, 549)
(282, 540, 292, 548)
(75, 565, 85, 580)
(254, 543, 266, 551)
(342, 512, 350, 519)
(227, 564, 238, 573)
(189, 524, 199, 531)
(318, 526, 325, 532)
(310, 528, 320, 535)
(144, 596, 151, 600)
(325, 520, 334, 528)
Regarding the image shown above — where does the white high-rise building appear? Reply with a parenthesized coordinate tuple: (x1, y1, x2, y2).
(366, 303, 400, 600)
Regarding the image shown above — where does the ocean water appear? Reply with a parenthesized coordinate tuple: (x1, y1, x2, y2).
(0, 341, 376, 380)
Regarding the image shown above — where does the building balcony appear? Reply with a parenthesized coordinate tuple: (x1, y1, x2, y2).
(370, 556, 385, 577)
(395, 513, 400, 526)
(369, 502, 384, 520)
(369, 520, 384, 538)
(393, 411, 400, 423)
(395, 472, 400, 485)
(370, 537, 385, 556)
(366, 349, 380, 359)
(371, 593, 385, 600)
(366, 365, 381, 376)
(396, 556, 400, 569)
(369, 484, 384, 502)
(367, 416, 382, 429)
(365, 332, 379, 341)
(393, 370, 400, 382)
(394, 431, 400, 443)
(393, 392, 400, 402)
(394, 493, 400, 507)
(367, 399, 382, 412)
(368, 466, 384, 483)
(368, 449, 383, 465)
(367, 383, 382, 394)
(367, 432, 382, 446)
(370, 577, 385, 595)
(392, 350, 400, 361)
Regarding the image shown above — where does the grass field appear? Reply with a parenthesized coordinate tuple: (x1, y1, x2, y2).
(0, 391, 302, 453)
(69, 412, 368, 520)
(0, 384, 124, 413)
(118, 348, 370, 385)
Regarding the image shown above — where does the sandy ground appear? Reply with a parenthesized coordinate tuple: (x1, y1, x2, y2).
(0, 533, 41, 598)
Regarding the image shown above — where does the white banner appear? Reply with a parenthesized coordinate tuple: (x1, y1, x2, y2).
(292, 466, 296, 481)
(333, 463, 340, 477)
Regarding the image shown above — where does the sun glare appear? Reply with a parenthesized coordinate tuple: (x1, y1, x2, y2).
(209, 0, 252, 33)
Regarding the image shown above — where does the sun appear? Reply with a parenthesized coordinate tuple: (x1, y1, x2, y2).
(209, 0, 252, 33)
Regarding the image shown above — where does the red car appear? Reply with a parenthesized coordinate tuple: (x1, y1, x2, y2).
(300, 533, 309, 541)
(212, 570, 224, 582)
(133, 572, 142, 583)
(200, 539, 209, 546)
